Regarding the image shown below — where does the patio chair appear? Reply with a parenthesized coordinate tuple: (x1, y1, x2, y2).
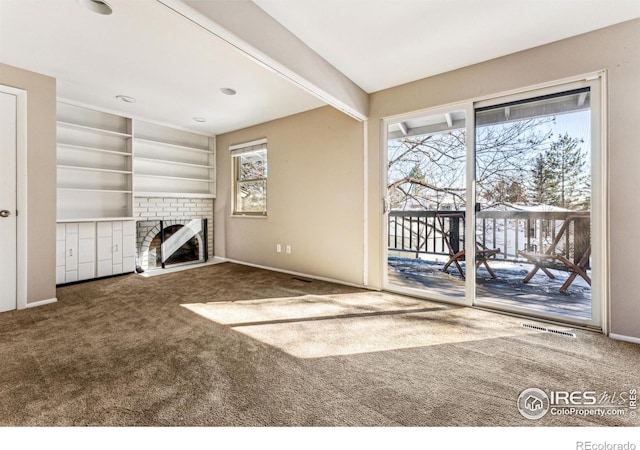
(518, 214, 591, 293)
(435, 212, 501, 280)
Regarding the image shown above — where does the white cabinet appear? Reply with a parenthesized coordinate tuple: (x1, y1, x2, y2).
(56, 224, 66, 284)
(56, 220, 133, 285)
(97, 221, 136, 278)
(133, 121, 215, 198)
(77, 222, 96, 281)
(56, 102, 133, 221)
(56, 222, 96, 284)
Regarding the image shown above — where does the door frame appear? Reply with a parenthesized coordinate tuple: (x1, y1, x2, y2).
(1, 84, 28, 310)
(381, 101, 474, 307)
(471, 75, 607, 331)
(379, 72, 608, 332)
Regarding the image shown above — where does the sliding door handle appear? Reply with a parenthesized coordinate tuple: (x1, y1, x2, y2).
(0, 210, 11, 218)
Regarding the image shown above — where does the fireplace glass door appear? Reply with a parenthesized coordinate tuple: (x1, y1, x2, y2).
(137, 218, 207, 271)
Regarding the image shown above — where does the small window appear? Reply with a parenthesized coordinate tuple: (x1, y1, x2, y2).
(230, 139, 267, 216)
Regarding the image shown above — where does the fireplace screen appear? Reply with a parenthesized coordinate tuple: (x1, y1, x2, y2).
(137, 219, 207, 271)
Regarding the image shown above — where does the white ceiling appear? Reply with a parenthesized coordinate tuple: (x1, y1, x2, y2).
(1, 0, 638, 135)
(0, 0, 325, 135)
(254, 0, 640, 93)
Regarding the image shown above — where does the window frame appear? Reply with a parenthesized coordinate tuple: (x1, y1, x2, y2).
(230, 139, 268, 217)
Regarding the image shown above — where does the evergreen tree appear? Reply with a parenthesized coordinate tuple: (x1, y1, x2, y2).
(529, 133, 589, 209)
(529, 153, 557, 205)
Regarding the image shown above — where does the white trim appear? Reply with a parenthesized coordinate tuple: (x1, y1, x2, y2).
(1, 85, 28, 310)
(464, 102, 476, 307)
(223, 258, 376, 291)
(229, 138, 267, 151)
(362, 120, 369, 286)
(473, 298, 600, 330)
(473, 71, 606, 108)
(25, 297, 57, 309)
(609, 333, 640, 345)
(383, 285, 469, 307)
(229, 214, 267, 219)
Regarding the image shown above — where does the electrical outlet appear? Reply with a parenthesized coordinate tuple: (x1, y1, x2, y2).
(276, 244, 282, 253)
(286, 245, 291, 254)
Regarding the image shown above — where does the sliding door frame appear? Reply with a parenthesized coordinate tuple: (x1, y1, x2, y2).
(380, 72, 608, 332)
(472, 74, 607, 331)
(381, 101, 474, 307)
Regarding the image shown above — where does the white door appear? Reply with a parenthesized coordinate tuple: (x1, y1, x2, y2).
(0, 91, 17, 313)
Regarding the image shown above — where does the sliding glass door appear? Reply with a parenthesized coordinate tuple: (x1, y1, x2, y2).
(384, 106, 471, 303)
(473, 82, 602, 328)
(383, 77, 604, 328)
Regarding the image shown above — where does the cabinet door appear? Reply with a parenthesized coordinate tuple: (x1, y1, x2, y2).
(112, 229, 123, 274)
(56, 224, 66, 276)
(77, 223, 96, 280)
(122, 221, 136, 273)
(56, 265, 66, 285)
(97, 222, 113, 277)
(65, 223, 78, 266)
(65, 224, 79, 284)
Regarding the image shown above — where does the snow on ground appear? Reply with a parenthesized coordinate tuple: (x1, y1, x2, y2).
(388, 254, 592, 320)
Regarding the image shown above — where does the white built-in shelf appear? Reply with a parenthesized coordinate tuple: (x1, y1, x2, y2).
(134, 137, 211, 154)
(57, 188, 134, 193)
(134, 173, 213, 183)
(57, 217, 137, 223)
(56, 102, 217, 220)
(57, 120, 132, 138)
(134, 192, 215, 199)
(134, 156, 213, 169)
(56, 102, 134, 221)
(57, 165, 133, 175)
(133, 120, 215, 198)
(58, 143, 132, 157)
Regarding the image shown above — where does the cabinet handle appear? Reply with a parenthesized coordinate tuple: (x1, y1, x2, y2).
(69, 249, 73, 257)
(114, 244, 118, 252)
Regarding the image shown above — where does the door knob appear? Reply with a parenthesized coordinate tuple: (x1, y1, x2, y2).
(0, 210, 10, 218)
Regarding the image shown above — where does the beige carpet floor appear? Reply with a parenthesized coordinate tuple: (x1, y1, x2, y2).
(0, 262, 638, 426)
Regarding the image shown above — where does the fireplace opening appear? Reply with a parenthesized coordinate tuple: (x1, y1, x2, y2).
(137, 219, 207, 272)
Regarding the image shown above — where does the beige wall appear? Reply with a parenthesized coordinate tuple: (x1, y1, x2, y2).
(0, 63, 57, 304)
(367, 19, 640, 338)
(216, 106, 365, 285)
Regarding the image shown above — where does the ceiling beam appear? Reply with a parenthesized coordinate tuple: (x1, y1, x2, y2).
(158, 0, 369, 121)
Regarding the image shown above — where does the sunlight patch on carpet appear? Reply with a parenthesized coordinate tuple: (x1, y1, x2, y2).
(181, 292, 541, 358)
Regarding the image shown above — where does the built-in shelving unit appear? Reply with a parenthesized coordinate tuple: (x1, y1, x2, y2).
(56, 102, 133, 221)
(133, 121, 215, 198)
(55, 101, 216, 285)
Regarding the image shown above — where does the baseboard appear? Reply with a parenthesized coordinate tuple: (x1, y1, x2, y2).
(222, 258, 378, 291)
(25, 297, 57, 309)
(609, 333, 640, 345)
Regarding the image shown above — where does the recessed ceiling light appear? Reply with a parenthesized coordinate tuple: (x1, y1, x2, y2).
(220, 88, 237, 96)
(115, 95, 136, 104)
(77, 0, 113, 15)
(192, 117, 207, 123)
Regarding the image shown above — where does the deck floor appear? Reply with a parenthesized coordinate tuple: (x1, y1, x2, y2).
(388, 255, 592, 320)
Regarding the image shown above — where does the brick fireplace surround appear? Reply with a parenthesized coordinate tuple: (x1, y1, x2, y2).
(134, 197, 214, 270)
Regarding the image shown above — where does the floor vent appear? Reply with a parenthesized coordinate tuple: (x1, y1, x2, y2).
(521, 323, 576, 338)
(291, 277, 312, 283)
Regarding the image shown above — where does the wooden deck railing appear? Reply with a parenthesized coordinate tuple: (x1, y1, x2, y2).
(388, 209, 590, 266)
